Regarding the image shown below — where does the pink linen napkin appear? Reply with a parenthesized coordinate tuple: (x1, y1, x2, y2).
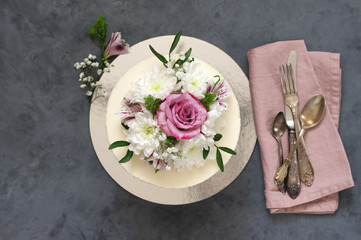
(247, 40, 354, 214)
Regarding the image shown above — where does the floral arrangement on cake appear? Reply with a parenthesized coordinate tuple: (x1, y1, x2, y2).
(109, 32, 236, 172)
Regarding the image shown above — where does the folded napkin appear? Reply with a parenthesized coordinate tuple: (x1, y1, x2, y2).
(247, 40, 354, 214)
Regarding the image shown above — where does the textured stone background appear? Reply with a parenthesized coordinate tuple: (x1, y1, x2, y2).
(1, 0, 360, 239)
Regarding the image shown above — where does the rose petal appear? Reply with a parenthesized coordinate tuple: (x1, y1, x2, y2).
(167, 119, 201, 140)
(166, 94, 181, 105)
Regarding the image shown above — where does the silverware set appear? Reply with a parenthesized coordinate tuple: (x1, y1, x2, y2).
(273, 51, 326, 198)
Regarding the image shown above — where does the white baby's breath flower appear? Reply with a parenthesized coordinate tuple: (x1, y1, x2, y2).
(176, 71, 185, 79)
(126, 111, 166, 157)
(80, 62, 86, 68)
(104, 67, 109, 72)
(102, 90, 109, 97)
(84, 58, 89, 62)
(170, 53, 180, 62)
(91, 55, 97, 60)
(87, 60, 92, 65)
(97, 69, 102, 75)
(79, 72, 84, 78)
(95, 81, 102, 86)
(80, 84, 86, 89)
(105, 61, 110, 67)
(74, 62, 79, 68)
(181, 62, 210, 98)
(86, 91, 92, 96)
(88, 54, 93, 59)
(78, 78, 82, 82)
(90, 82, 95, 88)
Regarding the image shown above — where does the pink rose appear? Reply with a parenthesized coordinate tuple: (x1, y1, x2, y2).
(157, 93, 207, 140)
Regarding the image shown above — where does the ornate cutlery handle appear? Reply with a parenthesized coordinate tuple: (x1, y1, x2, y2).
(295, 121, 314, 186)
(277, 140, 286, 193)
(275, 128, 306, 184)
(286, 129, 300, 198)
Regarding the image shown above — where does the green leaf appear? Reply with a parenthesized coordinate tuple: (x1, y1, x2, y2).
(144, 95, 162, 116)
(213, 134, 222, 141)
(121, 123, 129, 130)
(119, 150, 133, 163)
(184, 48, 192, 59)
(149, 45, 168, 64)
(203, 147, 210, 159)
(200, 93, 217, 111)
(109, 141, 130, 149)
(164, 136, 178, 147)
(169, 31, 182, 56)
(216, 148, 224, 172)
(218, 147, 237, 155)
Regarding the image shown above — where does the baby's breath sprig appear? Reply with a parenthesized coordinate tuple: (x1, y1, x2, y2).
(74, 54, 110, 103)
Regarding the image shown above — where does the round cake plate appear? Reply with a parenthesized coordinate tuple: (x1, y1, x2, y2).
(89, 35, 256, 205)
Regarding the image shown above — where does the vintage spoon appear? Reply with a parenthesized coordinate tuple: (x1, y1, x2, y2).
(275, 94, 326, 185)
(272, 112, 287, 193)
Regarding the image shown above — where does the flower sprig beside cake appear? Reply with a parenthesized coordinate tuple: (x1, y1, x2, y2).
(109, 31, 236, 172)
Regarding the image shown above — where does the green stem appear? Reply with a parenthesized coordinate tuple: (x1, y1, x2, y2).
(91, 95, 104, 103)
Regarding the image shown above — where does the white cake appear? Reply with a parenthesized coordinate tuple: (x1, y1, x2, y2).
(106, 57, 241, 188)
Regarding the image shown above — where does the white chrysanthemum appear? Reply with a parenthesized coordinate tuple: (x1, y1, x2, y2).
(130, 65, 178, 102)
(181, 62, 210, 98)
(201, 101, 226, 137)
(126, 111, 166, 157)
(173, 134, 214, 170)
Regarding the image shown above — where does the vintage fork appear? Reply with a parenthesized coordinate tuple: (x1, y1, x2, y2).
(274, 64, 300, 185)
(280, 64, 298, 119)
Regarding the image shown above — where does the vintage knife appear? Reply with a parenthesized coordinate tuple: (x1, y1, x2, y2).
(284, 106, 300, 198)
(287, 51, 314, 187)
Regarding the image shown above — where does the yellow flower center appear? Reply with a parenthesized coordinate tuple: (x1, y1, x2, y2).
(143, 126, 154, 138)
(151, 83, 161, 92)
(190, 79, 198, 87)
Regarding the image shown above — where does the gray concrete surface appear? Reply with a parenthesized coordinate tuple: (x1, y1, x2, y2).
(1, 0, 360, 239)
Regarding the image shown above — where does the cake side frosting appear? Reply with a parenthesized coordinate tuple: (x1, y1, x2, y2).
(106, 57, 241, 188)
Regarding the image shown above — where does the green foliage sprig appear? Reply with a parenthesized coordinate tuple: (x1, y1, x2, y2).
(108, 140, 133, 163)
(88, 14, 108, 69)
(200, 93, 216, 111)
(144, 95, 162, 116)
(149, 31, 192, 69)
(202, 133, 237, 172)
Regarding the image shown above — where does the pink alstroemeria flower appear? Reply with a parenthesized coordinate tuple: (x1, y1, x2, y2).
(103, 32, 129, 59)
(119, 98, 142, 123)
(206, 77, 230, 100)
